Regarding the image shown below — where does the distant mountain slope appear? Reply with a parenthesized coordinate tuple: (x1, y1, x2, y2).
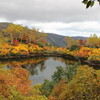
(71, 36, 88, 40)
(47, 33, 66, 47)
(47, 33, 88, 47)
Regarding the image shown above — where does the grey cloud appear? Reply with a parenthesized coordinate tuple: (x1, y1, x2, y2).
(0, 0, 100, 22)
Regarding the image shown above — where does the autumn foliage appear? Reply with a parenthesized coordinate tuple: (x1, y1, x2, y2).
(74, 46, 100, 61)
(0, 67, 32, 98)
(0, 66, 48, 100)
(49, 66, 100, 100)
(0, 24, 100, 100)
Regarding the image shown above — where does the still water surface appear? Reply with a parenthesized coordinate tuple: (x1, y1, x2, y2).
(1, 57, 77, 84)
(29, 57, 66, 84)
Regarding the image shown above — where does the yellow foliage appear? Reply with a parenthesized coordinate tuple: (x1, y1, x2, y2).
(74, 46, 100, 61)
(50, 66, 100, 100)
(11, 44, 29, 54)
(0, 43, 99, 62)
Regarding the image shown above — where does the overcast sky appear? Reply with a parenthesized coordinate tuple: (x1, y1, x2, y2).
(0, 0, 100, 37)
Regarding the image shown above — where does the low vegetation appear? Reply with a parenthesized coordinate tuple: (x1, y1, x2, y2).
(49, 65, 100, 100)
(0, 24, 100, 99)
(0, 64, 100, 100)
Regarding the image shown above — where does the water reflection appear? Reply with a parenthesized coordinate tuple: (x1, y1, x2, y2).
(1, 57, 48, 75)
(0, 57, 77, 84)
(23, 61, 46, 75)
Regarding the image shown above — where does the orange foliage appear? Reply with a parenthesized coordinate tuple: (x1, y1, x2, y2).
(0, 42, 99, 62)
(0, 67, 32, 98)
(74, 46, 100, 61)
(75, 46, 92, 57)
(49, 80, 67, 100)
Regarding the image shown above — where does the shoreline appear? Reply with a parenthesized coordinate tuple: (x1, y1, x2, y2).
(0, 53, 99, 67)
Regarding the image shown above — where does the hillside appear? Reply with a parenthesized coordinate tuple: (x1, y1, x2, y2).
(0, 22, 12, 31)
(0, 22, 87, 47)
(47, 33, 87, 47)
(47, 33, 66, 47)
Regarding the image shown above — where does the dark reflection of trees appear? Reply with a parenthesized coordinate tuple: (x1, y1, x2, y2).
(24, 63, 38, 75)
(1, 57, 77, 75)
(40, 61, 46, 71)
(1, 57, 48, 76)
(22, 60, 46, 75)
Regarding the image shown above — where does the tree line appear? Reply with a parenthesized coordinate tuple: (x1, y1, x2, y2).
(64, 34, 100, 50)
(0, 24, 47, 46)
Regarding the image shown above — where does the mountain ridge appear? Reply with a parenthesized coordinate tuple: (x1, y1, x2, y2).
(46, 33, 88, 47)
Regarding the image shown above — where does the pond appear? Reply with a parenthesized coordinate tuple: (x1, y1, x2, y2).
(1, 57, 79, 85)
